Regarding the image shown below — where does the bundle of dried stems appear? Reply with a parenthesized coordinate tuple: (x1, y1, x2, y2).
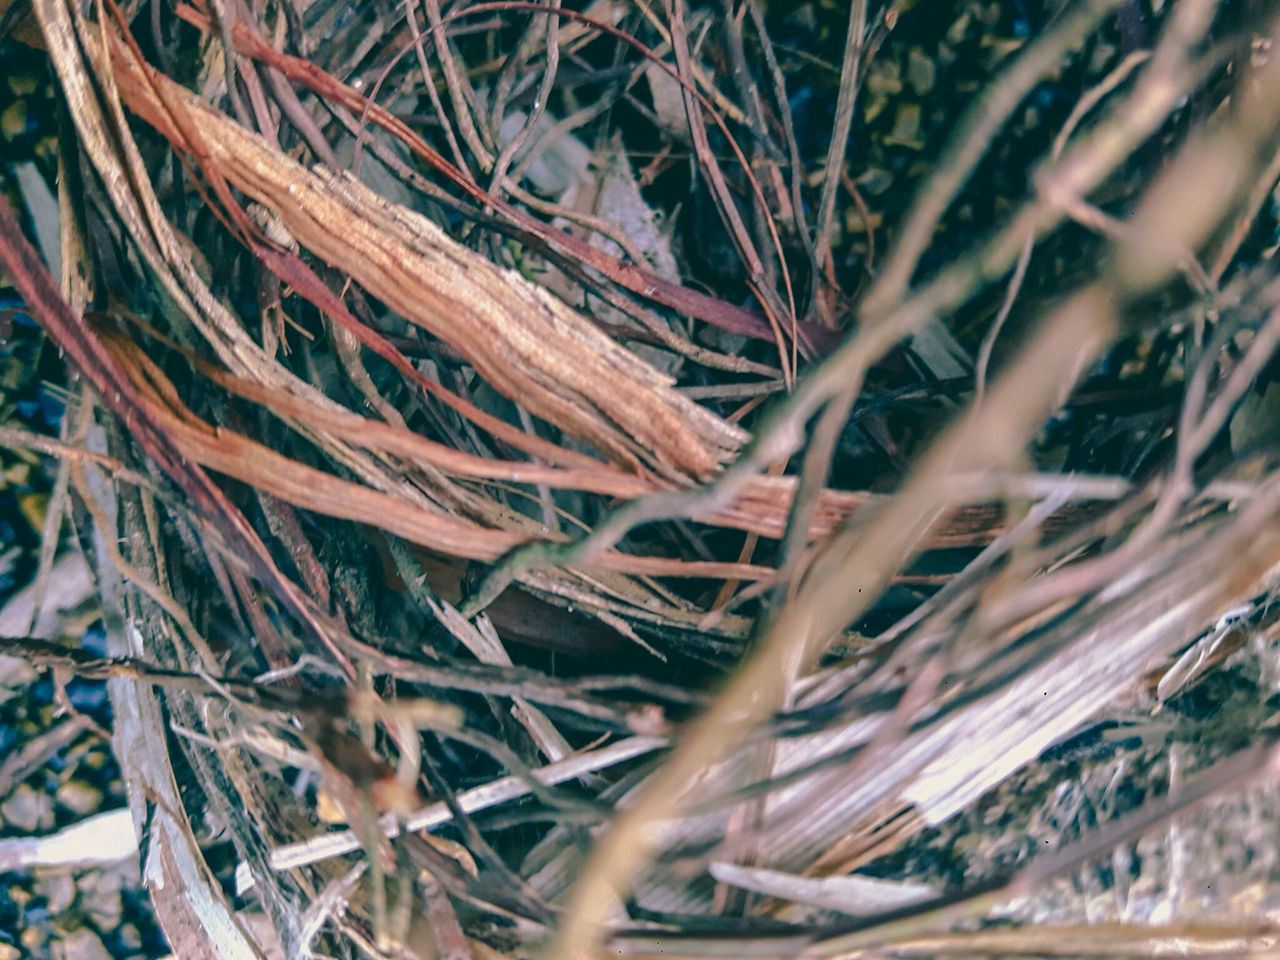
(5, 0, 1280, 957)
